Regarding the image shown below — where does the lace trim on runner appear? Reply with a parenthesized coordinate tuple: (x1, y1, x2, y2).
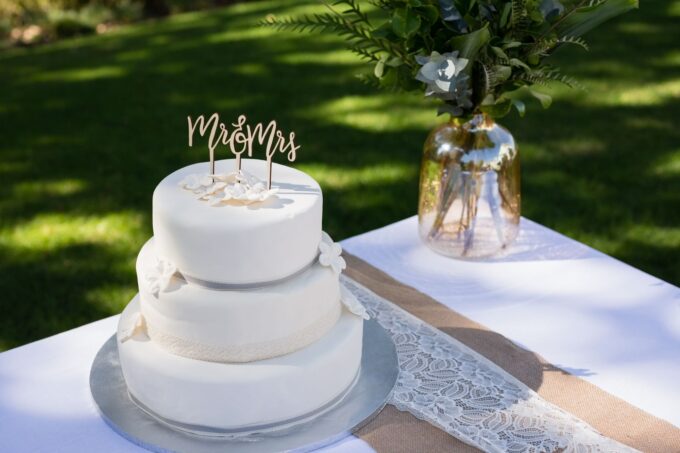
(341, 275, 639, 453)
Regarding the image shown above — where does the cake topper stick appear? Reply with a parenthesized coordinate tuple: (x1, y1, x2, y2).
(187, 113, 224, 181)
(263, 129, 299, 189)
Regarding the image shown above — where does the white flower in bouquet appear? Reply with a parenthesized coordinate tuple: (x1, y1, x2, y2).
(415, 51, 473, 115)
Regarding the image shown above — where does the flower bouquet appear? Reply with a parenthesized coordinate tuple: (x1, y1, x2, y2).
(264, 0, 638, 257)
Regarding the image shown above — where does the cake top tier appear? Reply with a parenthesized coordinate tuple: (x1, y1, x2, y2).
(152, 158, 323, 285)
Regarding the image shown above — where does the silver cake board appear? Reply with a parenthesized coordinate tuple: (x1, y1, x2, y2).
(90, 319, 398, 453)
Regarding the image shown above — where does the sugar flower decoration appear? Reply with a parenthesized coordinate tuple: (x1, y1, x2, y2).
(179, 170, 278, 206)
(340, 284, 370, 320)
(146, 257, 177, 297)
(319, 231, 346, 275)
(120, 312, 147, 343)
(416, 51, 473, 116)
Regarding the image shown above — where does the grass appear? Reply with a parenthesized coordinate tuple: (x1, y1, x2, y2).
(0, 0, 678, 351)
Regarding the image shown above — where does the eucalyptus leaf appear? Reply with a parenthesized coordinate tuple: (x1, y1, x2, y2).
(374, 57, 386, 78)
(500, 3, 512, 28)
(481, 93, 496, 105)
(511, 99, 526, 117)
(450, 24, 491, 60)
(492, 65, 512, 82)
(386, 56, 404, 67)
(392, 8, 421, 38)
(480, 98, 512, 117)
(555, 0, 638, 38)
(491, 46, 509, 60)
(509, 58, 531, 70)
(503, 41, 522, 49)
(528, 88, 552, 108)
(417, 5, 440, 24)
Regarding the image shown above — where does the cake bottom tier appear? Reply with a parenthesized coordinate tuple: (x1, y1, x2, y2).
(117, 296, 364, 431)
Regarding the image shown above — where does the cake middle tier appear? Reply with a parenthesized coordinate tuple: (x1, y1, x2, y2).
(137, 238, 342, 363)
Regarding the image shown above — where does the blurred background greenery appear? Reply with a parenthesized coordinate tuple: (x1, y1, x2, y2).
(0, 0, 678, 351)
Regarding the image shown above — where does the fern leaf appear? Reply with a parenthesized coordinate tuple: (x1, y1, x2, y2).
(519, 68, 585, 89)
(510, 0, 531, 31)
(557, 35, 589, 50)
(333, 0, 371, 25)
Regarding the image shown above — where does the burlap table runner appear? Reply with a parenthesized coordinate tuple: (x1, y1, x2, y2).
(344, 253, 680, 453)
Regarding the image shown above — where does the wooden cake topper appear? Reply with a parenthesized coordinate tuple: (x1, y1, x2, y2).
(187, 113, 300, 189)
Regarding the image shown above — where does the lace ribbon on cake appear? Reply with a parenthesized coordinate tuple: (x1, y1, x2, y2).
(341, 276, 638, 453)
(145, 303, 342, 363)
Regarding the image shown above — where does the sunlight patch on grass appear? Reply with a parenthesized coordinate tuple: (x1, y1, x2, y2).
(616, 22, 659, 34)
(624, 116, 674, 132)
(0, 212, 144, 252)
(649, 149, 680, 176)
(625, 225, 680, 248)
(13, 179, 87, 198)
(669, 2, 680, 16)
(552, 138, 606, 156)
(0, 161, 27, 175)
(206, 26, 274, 44)
(31, 66, 127, 83)
(231, 63, 268, 76)
(278, 50, 362, 66)
(154, 62, 189, 75)
(305, 95, 436, 132)
(299, 163, 416, 190)
(617, 80, 680, 106)
(116, 49, 151, 62)
(653, 50, 680, 67)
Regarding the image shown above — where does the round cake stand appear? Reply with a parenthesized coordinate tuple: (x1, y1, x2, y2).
(90, 319, 398, 453)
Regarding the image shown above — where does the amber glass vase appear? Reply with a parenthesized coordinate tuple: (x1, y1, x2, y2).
(418, 113, 520, 258)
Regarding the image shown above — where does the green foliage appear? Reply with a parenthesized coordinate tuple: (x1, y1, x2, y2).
(262, 0, 638, 118)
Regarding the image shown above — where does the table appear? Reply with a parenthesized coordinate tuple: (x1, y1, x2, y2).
(1, 216, 678, 452)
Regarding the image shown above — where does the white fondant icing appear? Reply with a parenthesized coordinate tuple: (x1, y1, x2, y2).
(153, 158, 323, 284)
(117, 297, 363, 430)
(136, 238, 343, 362)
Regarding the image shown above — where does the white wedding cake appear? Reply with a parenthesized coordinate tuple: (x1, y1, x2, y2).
(116, 158, 368, 432)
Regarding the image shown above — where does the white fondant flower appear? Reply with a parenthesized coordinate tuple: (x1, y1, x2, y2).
(340, 284, 370, 320)
(179, 170, 278, 206)
(120, 312, 147, 343)
(319, 231, 346, 275)
(146, 257, 177, 297)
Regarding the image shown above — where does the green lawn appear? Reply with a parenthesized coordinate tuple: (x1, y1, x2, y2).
(0, 0, 678, 351)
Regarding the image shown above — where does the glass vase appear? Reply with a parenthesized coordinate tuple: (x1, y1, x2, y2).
(418, 113, 520, 258)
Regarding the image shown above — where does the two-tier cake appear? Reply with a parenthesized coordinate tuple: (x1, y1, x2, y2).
(116, 158, 367, 433)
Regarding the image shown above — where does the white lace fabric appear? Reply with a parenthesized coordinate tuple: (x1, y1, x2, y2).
(342, 276, 638, 453)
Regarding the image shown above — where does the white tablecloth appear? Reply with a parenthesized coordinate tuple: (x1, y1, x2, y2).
(1, 216, 678, 452)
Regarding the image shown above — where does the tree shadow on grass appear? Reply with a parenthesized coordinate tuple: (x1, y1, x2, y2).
(0, 243, 136, 349)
